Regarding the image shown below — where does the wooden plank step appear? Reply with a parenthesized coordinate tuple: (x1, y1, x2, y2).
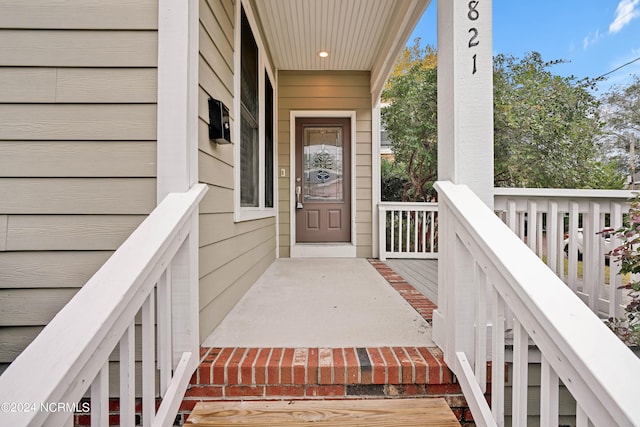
(185, 398, 461, 426)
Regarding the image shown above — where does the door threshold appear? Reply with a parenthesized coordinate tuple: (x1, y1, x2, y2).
(290, 243, 356, 258)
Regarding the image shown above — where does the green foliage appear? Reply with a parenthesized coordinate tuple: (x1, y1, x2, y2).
(380, 158, 408, 201)
(607, 194, 640, 346)
(600, 75, 640, 177)
(588, 161, 627, 189)
(381, 61, 438, 201)
(382, 47, 622, 193)
(493, 52, 608, 188)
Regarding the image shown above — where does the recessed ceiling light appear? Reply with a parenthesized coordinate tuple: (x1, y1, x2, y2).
(318, 50, 329, 58)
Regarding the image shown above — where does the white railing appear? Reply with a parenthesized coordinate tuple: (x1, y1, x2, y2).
(433, 181, 640, 427)
(378, 202, 438, 260)
(494, 188, 634, 320)
(0, 184, 208, 427)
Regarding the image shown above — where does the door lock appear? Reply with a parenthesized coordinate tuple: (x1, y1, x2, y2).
(296, 185, 303, 209)
(295, 178, 303, 209)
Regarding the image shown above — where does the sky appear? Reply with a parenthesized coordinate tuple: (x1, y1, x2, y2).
(410, 0, 640, 95)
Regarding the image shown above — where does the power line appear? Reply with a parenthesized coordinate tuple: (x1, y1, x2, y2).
(595, 55, 640, 79)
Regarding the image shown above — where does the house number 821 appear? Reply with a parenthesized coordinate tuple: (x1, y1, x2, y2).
(468, 1, 479, 74)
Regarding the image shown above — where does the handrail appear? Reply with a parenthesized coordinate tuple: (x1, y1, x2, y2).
(434, 181, 640, 426)
(0, 183, 208, 427)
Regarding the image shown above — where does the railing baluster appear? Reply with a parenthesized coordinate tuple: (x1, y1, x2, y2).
(405, 210, 410, 252)
(416, 210, 420, 253)
(430, 211, 436, 254)
(557, 211, 566, 278)
(474, 264, 487, 392)
(142, 289, 156, 426)
(421, 210, 429, 253)
(540, 355, 559, 427)
(527, 201, 538, 253)
(610, 203, 623, 318)
(491, 289, 505, 426)
(506, 200, 517, 233)
(398, 210, 402, 253)
(512, 320, 528, 427)
(584, 202, 600, 312)
(389, 210, 395, 254)
(120, 323, 135, 427)
(547, 202, 559, 273)
(158, 268, 173, 395)
(568, 202, 579, 292)
(537, 211, 544, 258)
(91, 365, 109, 427)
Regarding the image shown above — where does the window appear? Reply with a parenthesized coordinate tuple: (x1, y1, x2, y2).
(265, 72, 274, 208)
(235, 3, 276, 220)
(240, 8, 259, 207)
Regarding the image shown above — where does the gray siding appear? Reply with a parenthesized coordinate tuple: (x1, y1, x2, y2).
(198, 0, 277, 341)
(0, 0, 158, 369)
(277, 71, 373, 258)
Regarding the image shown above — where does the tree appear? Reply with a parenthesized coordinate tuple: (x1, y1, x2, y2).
(382, 46, 624, 195)
(493, 52, 617, 188)
(381, 61, 438, 201)
(600, 75, 640, 181)
(386, 38, 437, 83)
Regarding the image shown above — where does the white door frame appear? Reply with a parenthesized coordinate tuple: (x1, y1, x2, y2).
(289, 110, 357, 258)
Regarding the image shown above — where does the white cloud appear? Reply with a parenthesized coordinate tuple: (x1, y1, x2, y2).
(609, 0, 640, 34)
(583, 29, 602, 50)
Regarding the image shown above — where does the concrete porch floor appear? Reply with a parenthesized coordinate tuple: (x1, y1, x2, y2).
(202, 258, 434, 348)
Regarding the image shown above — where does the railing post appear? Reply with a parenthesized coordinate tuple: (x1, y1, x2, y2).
(433, 200, 450, 348)
(171, 210, 200, 371)
(378, 204, 387, 261)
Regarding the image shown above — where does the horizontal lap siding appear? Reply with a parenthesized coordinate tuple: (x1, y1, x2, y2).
(277, 71, 373, 258)
(0, 0, 158, 368)
(198, 0, 276, 342)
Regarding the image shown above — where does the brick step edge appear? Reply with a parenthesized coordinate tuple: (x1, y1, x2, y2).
(192, 347, 453, 388)
(368, 259, 438, 322)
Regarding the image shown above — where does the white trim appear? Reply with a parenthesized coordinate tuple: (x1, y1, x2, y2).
(233, 0, 277, 222)
(372, 102, 381, 258)
(289, 110, 357, 258)
(274, 70, 280, 258)
(157, 0, 199, 200)
(290, 244, 357, 258)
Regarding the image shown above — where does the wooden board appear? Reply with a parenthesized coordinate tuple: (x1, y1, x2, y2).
(0, 30, 157, 67)
(185, 398, 460, 426)
(0, 0, 157, 30)
(0, 141, 156, 177)
(0, 178, 156, 214)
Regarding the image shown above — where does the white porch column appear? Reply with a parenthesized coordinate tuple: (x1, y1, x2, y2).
(157, 0, 199, 199)
(434, 0, 494, 355)
(157, 0, 201, 365)
(436, 0, 494, 206)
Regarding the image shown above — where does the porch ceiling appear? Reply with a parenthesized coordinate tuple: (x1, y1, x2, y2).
(253, 0, 431, 102)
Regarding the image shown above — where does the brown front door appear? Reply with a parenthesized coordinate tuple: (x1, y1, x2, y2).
(295, 117, 351, 243)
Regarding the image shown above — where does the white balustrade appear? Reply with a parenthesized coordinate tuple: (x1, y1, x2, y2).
(434, 181, 640, 427)
(0, 184, 208, 427)
(494, 188, 634, 320)
(378, 202, 438, 260)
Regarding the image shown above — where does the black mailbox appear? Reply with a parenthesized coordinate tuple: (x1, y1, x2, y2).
(208, 98, 231, 144)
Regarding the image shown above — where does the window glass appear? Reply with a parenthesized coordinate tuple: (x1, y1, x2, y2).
(240, 7, 259, 207)
(265, 72, 274, 208)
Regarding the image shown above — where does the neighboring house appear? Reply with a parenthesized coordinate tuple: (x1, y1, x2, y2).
(0, 0, 430, 373)
(380, 127, 395, 161)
